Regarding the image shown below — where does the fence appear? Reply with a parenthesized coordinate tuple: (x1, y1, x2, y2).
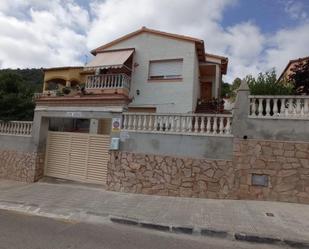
(249, 95, 309, 119)
(122, 113, 233, 136)
(0, 121, 33, 136)
(86, 74, 131, 90)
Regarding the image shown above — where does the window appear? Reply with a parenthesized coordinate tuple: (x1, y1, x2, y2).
(148, 59, 183, 80)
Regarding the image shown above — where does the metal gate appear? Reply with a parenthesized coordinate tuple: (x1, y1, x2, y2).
(44, 131, 110, 184)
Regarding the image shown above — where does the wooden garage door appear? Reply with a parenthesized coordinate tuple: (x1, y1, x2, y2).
(44, 131, 110, 184)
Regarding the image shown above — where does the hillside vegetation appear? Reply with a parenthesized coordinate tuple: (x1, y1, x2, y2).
(0, 68, 43, 121)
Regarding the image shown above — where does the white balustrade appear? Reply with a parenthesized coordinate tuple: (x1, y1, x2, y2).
(34, 91, 57, 99)
(86, 74, 131, 90)
(249, 95, 309, 119)
(122, 113, 233, 136)
(0, 121, 33, 136)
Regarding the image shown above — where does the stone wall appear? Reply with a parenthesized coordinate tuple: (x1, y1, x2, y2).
(0, 150, 45, 183)
(234, 139, 309, 204)
(107, 151, 235, 198)
(107, 138, 309, 204)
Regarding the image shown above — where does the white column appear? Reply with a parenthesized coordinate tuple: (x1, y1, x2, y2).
(65, 80, 71, 87)
(89, 119, 99, 134)
(214, 65, 221, 99)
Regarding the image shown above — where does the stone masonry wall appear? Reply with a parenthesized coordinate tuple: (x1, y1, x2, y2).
(107, 139, 309, 204)
(0, 150, 45, 183)
(234, 139, 309, 204)
(107, 152, 236, 198)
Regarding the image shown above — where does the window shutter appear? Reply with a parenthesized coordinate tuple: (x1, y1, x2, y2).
(149, 59, 183, 78)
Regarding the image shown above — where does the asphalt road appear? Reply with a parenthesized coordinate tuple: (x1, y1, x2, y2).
(0, 210, 291, 249)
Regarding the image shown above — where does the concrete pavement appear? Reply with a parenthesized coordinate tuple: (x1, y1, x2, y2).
(0, 209, 291, 249)
(0, 179, 309, 247)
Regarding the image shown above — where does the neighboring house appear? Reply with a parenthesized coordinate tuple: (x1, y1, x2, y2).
(278, 56, 309, 83)
(39, 27, 228, 114)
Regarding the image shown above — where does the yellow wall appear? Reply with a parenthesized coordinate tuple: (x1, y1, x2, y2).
(43, 67, 87, 91)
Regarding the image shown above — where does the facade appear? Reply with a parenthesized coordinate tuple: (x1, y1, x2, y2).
(2, 27, 309, 204)
(39, 27, 228, 113)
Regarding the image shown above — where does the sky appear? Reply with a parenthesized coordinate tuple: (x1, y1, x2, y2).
(0, 0, 308, 82)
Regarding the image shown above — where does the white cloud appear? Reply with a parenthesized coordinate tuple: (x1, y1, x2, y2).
(0, 0, 308, 83)
(0, 0, 89, 68)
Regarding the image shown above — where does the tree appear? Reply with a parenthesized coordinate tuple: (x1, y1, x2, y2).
(231, 77, 241, 91)
(228, 77, 242, 101)
(0, 72, 36, 121)
(288, 59, 309, 94)
(221, 82, 232, 98)
(246, 69, 294, 95)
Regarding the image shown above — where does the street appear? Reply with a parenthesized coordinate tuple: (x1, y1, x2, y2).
(0, 210, 291, 249)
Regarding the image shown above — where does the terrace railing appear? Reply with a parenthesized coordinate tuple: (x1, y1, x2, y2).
(122, 113, 233, 136)
(249, 95, 309, 119)
(86, 74, 131, 90)
(0, 121, 33, 136)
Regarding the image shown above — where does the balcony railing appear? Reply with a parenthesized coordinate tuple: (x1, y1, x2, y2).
(122, 113, 233, 136)
(249, 95, 309, 119)
(86, 74, 130, 90)
(0, 121, 33, 136)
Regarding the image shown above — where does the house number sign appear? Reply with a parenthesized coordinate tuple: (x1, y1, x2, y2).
(66, 112, 82, 118)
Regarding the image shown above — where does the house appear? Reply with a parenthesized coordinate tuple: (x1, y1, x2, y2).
(31, 27, 229, 185)
(278, 56, 309, 83)
(2, 28, 309, 204)
(38, 27, 228, 114)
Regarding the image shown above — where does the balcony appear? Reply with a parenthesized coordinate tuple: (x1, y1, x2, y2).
(86, 74, 131, 92)
(34, 73, 132, 107)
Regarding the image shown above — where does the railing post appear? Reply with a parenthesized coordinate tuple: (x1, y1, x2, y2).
(148, 115, 153, 131)
(176, 116, 181, 132)
(153, 116, 158, 131)
(213, 117, 218, 134)
(181, 117, 186, 133)
(225, 117, 231, 135)
(137, 115, 142, 130)
(200, 117, 205, 133)
(187, 116, 192, 133)
(273, 98, 278, 116)
(251, 98, 256, 116)
(219, 117, 224, 134)
(132, 115, 137, 130)
(296, 99, 301, 116)
(206, 117, 211, 134)
(304, 99, 309, 115)
(159, 116, 163, 131)
(194, 116, 199, 133)
(143, 115, 147, 130)
(258, 98, 263, 116)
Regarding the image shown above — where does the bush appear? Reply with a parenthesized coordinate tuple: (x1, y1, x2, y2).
(246, 69, 294, 95)
(62, 87, 71, 95)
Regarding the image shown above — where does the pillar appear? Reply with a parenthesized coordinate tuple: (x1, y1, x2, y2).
(65, 80, 71, 87)
(89, 119, 99, 134)
(231, 80, 250, 138)
(214, 65, 221, 99)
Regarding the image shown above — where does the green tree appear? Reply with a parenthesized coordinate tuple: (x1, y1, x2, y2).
(228, 77, 242, 101)
(231, 77, 241, 91)
(221, 82, 232, 98)
(288, 59, 309, 94)
(246, 69, 294, 95)
(0, 72, 35, 121)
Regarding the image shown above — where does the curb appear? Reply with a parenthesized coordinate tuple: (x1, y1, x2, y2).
(110, 216, 309, 249)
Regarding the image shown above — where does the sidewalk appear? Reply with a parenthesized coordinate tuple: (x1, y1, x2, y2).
(0, 179, 309, 246)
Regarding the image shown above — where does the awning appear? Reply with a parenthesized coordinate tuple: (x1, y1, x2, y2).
(85, 49, 134, 71)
